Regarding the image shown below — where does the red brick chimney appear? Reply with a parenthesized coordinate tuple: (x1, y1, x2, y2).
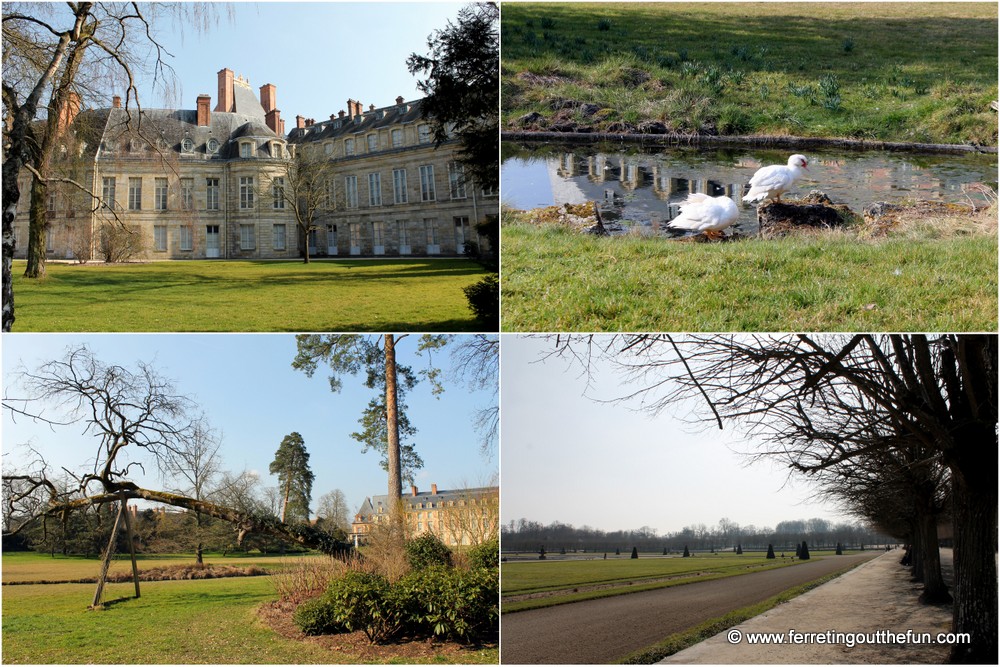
(112, 95, 122, 108)
(196, 94, 211, 126)
(411, 485, 418, 497)
(265, 108, 282, 134)
(396, 96, 404, 105)
(431, 483, 438, 495)
(215, 68, 234, 112)
(259, 83, 276, 113)
(296, 115, 306, 130)
(369, 103, 376, 112)
(338, 110, 346, 119)
(55, 90, 81, 136)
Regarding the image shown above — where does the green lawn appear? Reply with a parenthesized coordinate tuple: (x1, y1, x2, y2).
(502, 2, 998, 144)
(501, 553, 806, 612)
(1, 553, 497, 664)
(501, 217, 997, 332)
(10, 259, 490, 332)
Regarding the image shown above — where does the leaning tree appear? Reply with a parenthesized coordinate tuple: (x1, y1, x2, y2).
(2, 346, 350, 605)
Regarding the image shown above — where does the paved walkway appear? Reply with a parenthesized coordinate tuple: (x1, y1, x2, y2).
(659, 550, 954, 664)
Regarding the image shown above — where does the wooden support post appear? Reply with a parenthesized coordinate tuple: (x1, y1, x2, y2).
(119, 495, 141, 599)
(91, 500, 125, 608)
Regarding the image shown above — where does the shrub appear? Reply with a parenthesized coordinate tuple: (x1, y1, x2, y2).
(323, 570, 402, 643)
(597, 18, 611, 31)
(736, 544, 743, 555)
(682, 545, 690, 558)
(630, 546, 638, 559)
(405, 533, 452, 571)
(766, 544, 776, 559)
(799, 541, 811, 560)
(836, 542, 843, 555)
(398, 565, 499, 642)
(466, 537, 499, 570)
(463, 274, 499, 329)
(294, 595, 345, 636)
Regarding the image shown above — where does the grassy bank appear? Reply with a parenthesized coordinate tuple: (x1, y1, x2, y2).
(1, 552, 496, 664)
(501, 207, 997, 331)
(10, 259, 488, 332)
(502, 2, 998, 145)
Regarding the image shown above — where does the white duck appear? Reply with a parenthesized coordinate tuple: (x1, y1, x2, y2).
(666, 193, 739, 239)
(743, 154, 809, 204)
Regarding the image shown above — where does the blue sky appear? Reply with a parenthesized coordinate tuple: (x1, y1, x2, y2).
(2, 334, 497, 518)
(130, 2, 467, 123)
(501, 335, 857, 535)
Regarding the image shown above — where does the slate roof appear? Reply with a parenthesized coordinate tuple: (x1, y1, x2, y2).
(354, 485, 498, 523)
(287, 99, 425, 146)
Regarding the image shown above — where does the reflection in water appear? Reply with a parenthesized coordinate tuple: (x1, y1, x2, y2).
(503, 144, 997, 235)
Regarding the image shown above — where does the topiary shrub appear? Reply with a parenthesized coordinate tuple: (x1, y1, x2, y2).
(799, 541, 811, 560)
(766, 543, 776, 559)
(683, 545, 690, 557)
(630, 546, 638, 559)
(405, 533, 452, 570)
(466, 537, 499, 570)
(836, 542, 843, 555)
(736, 544, 743, 555)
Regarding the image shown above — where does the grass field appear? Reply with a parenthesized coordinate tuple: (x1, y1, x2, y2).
(501, 552, 829, 612)
(502, 2, 998, 145)
(501, 211, 998, 332)
(1, 552, 497, 664)
(9, 259, 489, 332)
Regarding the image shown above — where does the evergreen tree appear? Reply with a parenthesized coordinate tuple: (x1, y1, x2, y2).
(795, 542, 801, 557)
(766, 543, 776, 559)
(683, 545, 691, 557)
(836, 542, 843, 555)
(736, 544, 743, 555)
(269, 432, 314, 524)
(538, 545, 546, 560)
(800, 541, 811, 560)
(631, 546, 638, 559)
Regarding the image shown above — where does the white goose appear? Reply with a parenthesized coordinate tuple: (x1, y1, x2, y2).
(743, 154, 809, 204)
(667, 193, 740, 239)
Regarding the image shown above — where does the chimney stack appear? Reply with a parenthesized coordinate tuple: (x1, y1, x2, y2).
(55, 91, 81, 136)
(431, 483, 438, 495)
(196, 94, 211, 126)
(112, 95, 122, 109)
(338, 110, 346, 119)
(396, 96, 404, 105)
(259, 83, 276, 113)
(411, 485, 418, 497)
(296, 115, 306, 130)
(215, 68, 234, 112)
(265, 108, 282, 134)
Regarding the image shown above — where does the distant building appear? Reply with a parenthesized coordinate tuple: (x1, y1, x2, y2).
(12, 67, 497, 260)
(351, 483, 499, 547)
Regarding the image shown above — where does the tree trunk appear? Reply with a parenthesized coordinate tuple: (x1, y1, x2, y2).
(2, 158, 20, 331)
(948, 438, 998, 664)
(25, 176, 49, 278)
(915, 510, 950, 603)
(384, 335, 402, 521)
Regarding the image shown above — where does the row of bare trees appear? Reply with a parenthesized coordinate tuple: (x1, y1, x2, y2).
(543, 334, 995, 663)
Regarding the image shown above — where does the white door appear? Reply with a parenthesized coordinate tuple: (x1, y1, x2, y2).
(206, 225, 220, 258)
(308, 229, 318, 257)
(327, 225, 338, 255)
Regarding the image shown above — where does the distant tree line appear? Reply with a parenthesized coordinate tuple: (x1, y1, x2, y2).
(501, 516, 890, 554)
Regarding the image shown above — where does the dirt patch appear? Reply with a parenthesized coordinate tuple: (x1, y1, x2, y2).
(257, 598, 498, 663)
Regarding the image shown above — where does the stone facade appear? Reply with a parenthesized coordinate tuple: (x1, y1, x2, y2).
(12, 67, 497, 261)
(350, 483, 499, 547)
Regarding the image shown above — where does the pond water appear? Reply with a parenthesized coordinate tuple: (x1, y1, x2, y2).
(501, 142, 998, 235)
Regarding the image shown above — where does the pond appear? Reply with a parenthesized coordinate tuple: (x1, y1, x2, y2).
(501, 142, 998, 235)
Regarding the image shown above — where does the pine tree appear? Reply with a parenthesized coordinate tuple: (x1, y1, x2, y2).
(766, 543, 776, 559)
(269, 432, 314, 524)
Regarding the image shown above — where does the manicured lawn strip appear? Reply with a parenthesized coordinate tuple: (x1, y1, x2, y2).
(502, 3, 998, 145)
(11, 259, 487, 331)
(1, 551, 324, 583)
(618, 559, 872, 664)
(1, 575, 497, 664)
(501, 222, 997, 331)
(502, 556, 806, 613)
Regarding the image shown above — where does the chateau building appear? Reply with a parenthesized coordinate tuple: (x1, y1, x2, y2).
(12, 67, 497, 260)
(350, 483, 499, 547)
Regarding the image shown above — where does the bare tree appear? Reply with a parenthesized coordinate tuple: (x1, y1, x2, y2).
(267, 146, 340, 264)
(450, 334, 499, 457)
(158, 418, 221, 564)
(316, 489, 351, 536)
(544, 333, 996, 663)
(2, 346, 351, 572)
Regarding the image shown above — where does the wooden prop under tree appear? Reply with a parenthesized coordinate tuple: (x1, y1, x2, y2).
(91, 495, 140, 609)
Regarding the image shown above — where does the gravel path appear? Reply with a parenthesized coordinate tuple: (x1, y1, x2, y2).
(659, 549, 953, 664)
(500, 553, 878, 664)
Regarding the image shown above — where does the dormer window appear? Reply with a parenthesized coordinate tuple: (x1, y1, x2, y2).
(207, 138, 219, 154)
(181, 138, 194, 153)
(130, 138, 143, 152)
(367, 134, 378, 152)
(239, 141, 253, 158)
(272, 142, 283, 159)
(332, 119, 342, 129)
(353, 115, 362, 125)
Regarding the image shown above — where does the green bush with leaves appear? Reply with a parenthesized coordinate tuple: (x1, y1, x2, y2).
(467, 537, 500, 570)
(405, 532, 453, 570)
(293, 595, 344, 636)
(399, 565, 499, 642)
